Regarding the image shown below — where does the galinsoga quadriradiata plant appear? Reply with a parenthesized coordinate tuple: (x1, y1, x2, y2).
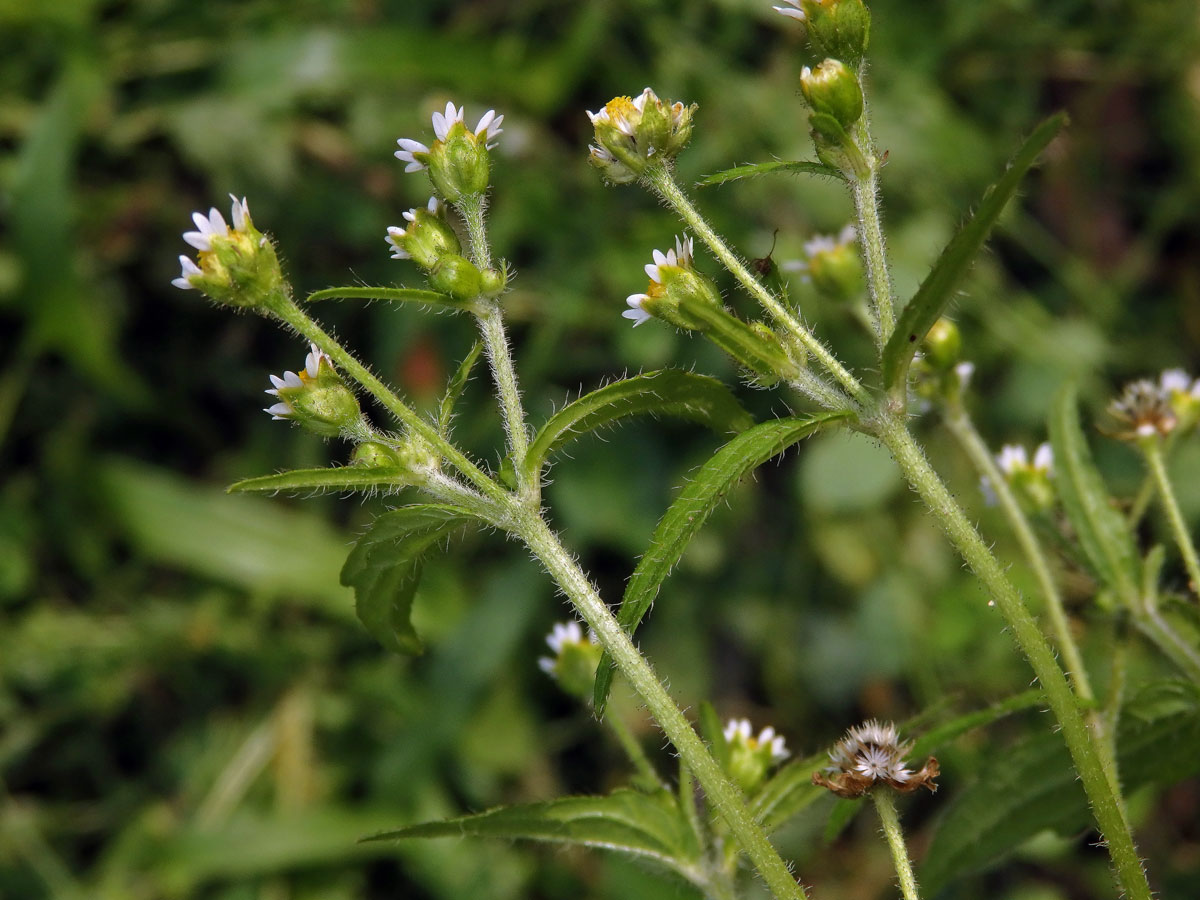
(169, 1, 1200, 897)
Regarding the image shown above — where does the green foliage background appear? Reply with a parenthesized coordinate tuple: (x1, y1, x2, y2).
(3, 0, 1200, 897)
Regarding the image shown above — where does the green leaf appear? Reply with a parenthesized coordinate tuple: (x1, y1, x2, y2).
(523, 370, 754, 483)
(305, 285, 465, 310)
(881, 113, 1067, 390)
(697, 159, 846, 186)
(364, 789, 705, 884)
(922, 681, 1200, 892)
(1048, 384, 1140, 601)
(698, 701, 731, 770)
(593, 412, 851, 714)
(228, 467, 414, 495)
(439, 341, 484, 435)
(341, 504, 477, 655)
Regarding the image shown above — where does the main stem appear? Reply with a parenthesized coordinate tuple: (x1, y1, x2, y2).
(645, 165, 867, 407)
(877, 418, 1150, 900)
(519, 513, 808, 900)
(1143, 440, 1200, 599)
(849, 114, 895, 345)
(941, 404, 1093, 701)
(872, 791, 921, 900)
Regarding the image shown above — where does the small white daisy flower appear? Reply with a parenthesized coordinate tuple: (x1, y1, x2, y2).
(263, 343, 329, 420)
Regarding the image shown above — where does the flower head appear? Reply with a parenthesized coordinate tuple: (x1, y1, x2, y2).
(782, 225, 862, 303)
(1107, 379, 1177, 442)
(395, 102, 503, 201)
(174, 195, 283, 310)
(723, 717, 790, 792)
(624, 235, 719, 330)
(264, 343, 362, 437)
(385, 196, 461, 270)
(538, 621, 603, 699)
(588, 88, 696, 183)
(812, 720, 939, 798)
(982, 442, 1054, 511)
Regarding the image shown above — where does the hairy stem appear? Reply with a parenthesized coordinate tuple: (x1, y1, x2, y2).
(941, 403, 1093, 701)
(1142, 439, 1200, 599)
(849, 114, 895, 345)
(644, 164, 866, 408)
(877, 417, 1150, 900)
(477, 305, 534, 497)
(872, 791, 921, 900)
(273, 299, 505, 502)
(518, 512, 807, 900)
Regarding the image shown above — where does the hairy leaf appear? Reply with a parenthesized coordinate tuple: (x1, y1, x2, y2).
(697, 159, 846, 186)
(593, 412, 850, 714)
(922, 681, 1200, 892)
(882, 113, 1067, 390)
(439, 341, 484, 435)
(305, 285, 464, 310)
(523, 370, 754, 482)
(341, 504, 476, 655)
(228, 466, 414, 495)
(364, 789, 705, 883)
(1048, 384, 1140, 601)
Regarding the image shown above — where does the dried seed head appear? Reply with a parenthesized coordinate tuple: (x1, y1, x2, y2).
(1107, 379, 1177, 442)
(812, 719, 939, 798)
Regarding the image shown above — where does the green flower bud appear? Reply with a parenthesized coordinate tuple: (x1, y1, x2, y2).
(264, 344, 362, 438)
(587, 88, 696, 183)
(800, 59, 863, 129)
(799, 0, 871, 68)
(538, 622, 603, 700)
(920, 318, 962, 371)
(385, 197, 461, 271)
(173, 196, 286, 312)
(785, 225, 863, 303)
(723, 718, 789, 794)
(351, 441, 404, 468)
(395, 103, 503, 202)
(429, 253, 483, 301)
(480, 265, 508, 299)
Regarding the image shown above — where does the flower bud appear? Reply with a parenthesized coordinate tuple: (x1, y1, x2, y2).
(428, 253, 483, 301)
(587, 88, 696, 182)
(538, 622, 603, 700)
(351, 441, 403, 467)
(799, 0, 871, 68)
(395, 103, 503, 202)
(480, 265, 508, 299)
(920, 318, 962, 371)
(723, 719, 789, 793)
(264, 344, 362, 438)
(385, 197, 461, 271)
(173, 196, 286, 312)
(800, 59, 863, 129)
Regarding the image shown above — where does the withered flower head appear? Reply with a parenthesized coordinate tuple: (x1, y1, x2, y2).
(1107, 379, 1177, 442)
(811, 720, 939, 799)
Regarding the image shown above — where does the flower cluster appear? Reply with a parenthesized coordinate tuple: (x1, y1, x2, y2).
(812, 720, 939, 799)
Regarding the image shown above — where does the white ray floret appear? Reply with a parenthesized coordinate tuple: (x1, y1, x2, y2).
(172, 255, 203, 291)
(772, 1, 806, 22)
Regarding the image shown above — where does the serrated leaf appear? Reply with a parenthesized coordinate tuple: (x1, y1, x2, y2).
(922, 681, 1200, 892)
(593, 412, 850, 714)
(523, 370, 754, 483)
(439, 341, 483, 435)
(341, 504, 476, 655)
(228, 467, 414, 494)
(882, 113, 1067, 390)
(364, 789, 705, 884)
(697, 159, 846, 186)
(305, 285, 465, 310)
(1048, 384, 1140, 602)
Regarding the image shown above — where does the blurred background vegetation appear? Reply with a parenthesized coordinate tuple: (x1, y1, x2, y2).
(3, 0, 1200, 897)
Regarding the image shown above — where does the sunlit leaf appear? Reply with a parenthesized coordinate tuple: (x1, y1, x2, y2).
(523, 370, 754, 482)
(882, 113, 1067, 390)
(593, 412, 851, 714)
(1048, 384, 1140, 601)
(697, 159, 845, 186)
